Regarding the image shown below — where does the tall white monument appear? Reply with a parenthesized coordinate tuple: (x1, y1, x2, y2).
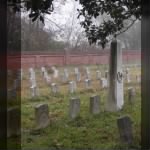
(106, 39, 124, 111)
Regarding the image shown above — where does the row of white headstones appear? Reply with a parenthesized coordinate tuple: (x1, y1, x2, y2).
(27, 64, 140, 97)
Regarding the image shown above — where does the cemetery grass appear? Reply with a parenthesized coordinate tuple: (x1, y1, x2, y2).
(21, 65, 141, 149)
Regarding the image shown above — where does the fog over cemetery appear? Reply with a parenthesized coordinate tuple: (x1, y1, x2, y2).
(7, 0, 141, 149)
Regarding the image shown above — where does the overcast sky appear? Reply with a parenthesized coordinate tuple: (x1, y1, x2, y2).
(45, 0, 82, 29)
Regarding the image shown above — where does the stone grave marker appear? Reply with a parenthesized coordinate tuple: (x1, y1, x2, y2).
(106, 39, 124, 112)
(128, 87, 136, 104)
(85, 79, 91, 89)
(30, 86, 38, 97)
(85, 67, 91, 79)
(63, 68, 69, 82)
(44, 73, 51, 84)
(100, 78, 108, 88)
(90, 95, 100, 114)
(52, 66, 59, 78)
(74, 67, 81, 82)
(30, 78, 39, 97)
(75, 72, 81, 82)
(35, 104, 50, 129)
(69, 98, 80, 119)
(96, 70, 101, 80)
(51, 83, 59, 94)
(117, 116, 133, 145)
(105, 70, 109, 79)
(41, 67, 46, 77)
(127, 73, 131, 83)
(69, 81, 77, 93)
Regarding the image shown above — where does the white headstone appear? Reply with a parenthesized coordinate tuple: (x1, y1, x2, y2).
(30, 77, 39, 97)
(96, 70, 101, 80)
(126, 74, 131, 83)
(74, 68, 81, 82)
(51, 83, 59, 94)
(42, 69, 51, 84)
(69, 81, 77, 93)
(100, 78, 108, 88)
(41, 67, 46, 76)
(85, 79, 91, 89)
(85, 67, 91, 79)
(63, 68, 69, 82)
(52, 66, 59, 78)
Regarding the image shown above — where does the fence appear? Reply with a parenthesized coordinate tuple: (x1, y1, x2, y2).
(7, 50, 141, 69)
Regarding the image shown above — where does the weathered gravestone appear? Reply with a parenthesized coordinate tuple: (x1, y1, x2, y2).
(7, 107, 20, 137)
(106, 39, 124, 112)
(52, 66, 59, 78)
(126, 73, 131, 83)
(30, 78, 39, 97)
(42, 70, 51, 84)
(100, 78, 108, 88)
(125, 68, 131, 83)
(41, 66, 46, 77)
(75, 72, 81, 82)
(90, 95, 100, 114)
(69, 98, 80, 119)
(85, 67, 91, 79)
(117, 116, 133, 145)
(69, 81, 77, 93)
(128, 87, 136, 104)
(74, 67, 81, 82)
(35, 104, 50, 129)
(51, 83, 59, 94)
(96, 70, 101, 80)
(63, 68, 69, 82)
(85, 79, 91, 89)
(105, 70, 109, 79)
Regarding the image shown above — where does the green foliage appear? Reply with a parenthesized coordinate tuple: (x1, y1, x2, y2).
(77, 0, 141, 48)
(8, 0, 141, 48)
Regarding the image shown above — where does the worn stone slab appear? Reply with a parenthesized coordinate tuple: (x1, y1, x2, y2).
(69, 98, 80, 119)
(117, 116, 133, 144)
(7, 107, 20, 137)
(35, 104, 50, 129)
(90, 95, 100, 114)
